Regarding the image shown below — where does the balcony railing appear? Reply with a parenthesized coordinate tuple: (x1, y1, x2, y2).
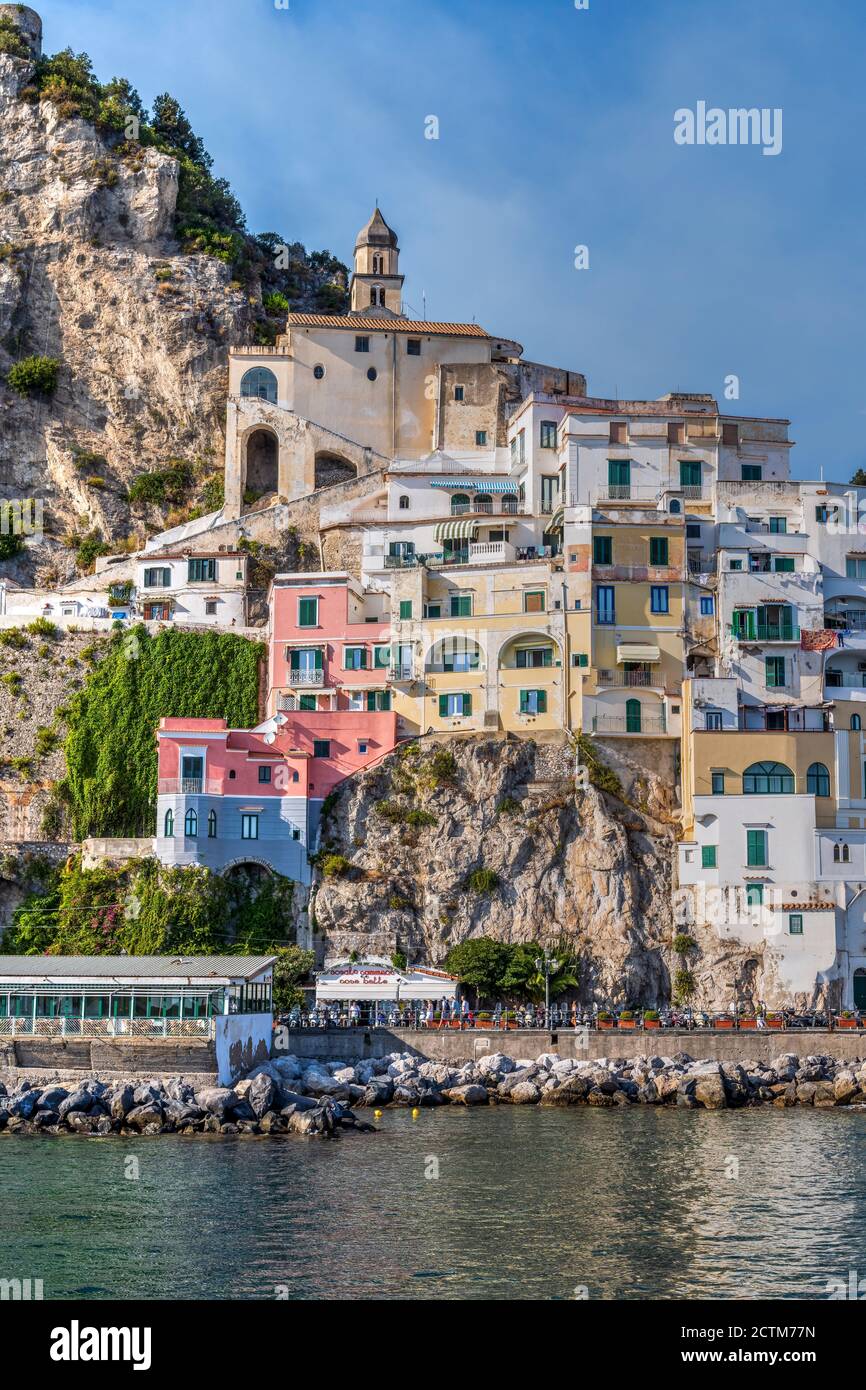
(687, 551, 716, 573)
(826, 672, 866, 689)
(468, 541, 515, 564)
(288, 668, 325, 686)
(592, 563, 683, 582)
(591, 714, 667, 734)
(728, 623, 800, 643)
(388, 664, 416, 681)
(158, 778, 222, 795)
(593, 486, 661, 504)
(450, 501, 518, 517)
(596, 668, 661, 688)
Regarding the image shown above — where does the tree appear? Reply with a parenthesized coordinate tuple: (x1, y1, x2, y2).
(500, 942, 579, 1003)
(150, 93, 211, 168)
(6, 355, 60, 396)
(272, 945, 315, 1013)
(852, 469, 866, 486)
(443, 937, 511, 1006)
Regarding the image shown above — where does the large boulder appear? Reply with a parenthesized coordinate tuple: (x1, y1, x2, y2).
(8, 1090, 41, 1119)
(110, 1085, 135, 1121)
(694, 1071, 728, 1110)
(834, 1070, 859, 1104)
(125, 1104, 163, 1132)
(509, 1081, 541, 1105)
(37, 1087, 69, 1110)
(197, 1088, 237, 1117)
(444, 1084, 488, 1106)
(247, 1072, 277, 1119)
(540, 1074, 590, 1106)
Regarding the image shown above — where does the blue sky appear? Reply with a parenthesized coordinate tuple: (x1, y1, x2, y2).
(35, 0, 866, 479)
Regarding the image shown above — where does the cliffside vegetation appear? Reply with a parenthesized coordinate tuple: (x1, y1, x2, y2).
(58, 626, 263, 838)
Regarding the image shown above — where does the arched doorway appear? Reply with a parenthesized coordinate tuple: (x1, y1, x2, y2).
(314, 452, 357, 489)
(245, 428, 278, 497)
(625, 698, 642, 733)
(854, 969, 866, 1010)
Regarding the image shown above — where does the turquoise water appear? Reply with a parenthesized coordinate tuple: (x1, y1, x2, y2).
(2, 1105, 863, 1300)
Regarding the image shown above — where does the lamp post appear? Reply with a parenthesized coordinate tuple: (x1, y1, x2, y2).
(535, 950, 561, 1030)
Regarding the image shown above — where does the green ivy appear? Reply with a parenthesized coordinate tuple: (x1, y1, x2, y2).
(61, 626, 263, 837)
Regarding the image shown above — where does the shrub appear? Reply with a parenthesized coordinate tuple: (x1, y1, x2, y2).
(201, 475, 224, 512)
(1, 671, 23, 691)
(72, 449, 108, 471)
(85, 475, 106, 488)
(575, 731, 623, 798)
(6, 355, 60, 396)
(35, 726, 59, 757)
(405, 808, 436, 827)
(465, 867, 500, 895)
(426, 746, 457, 786)
(0, 533, 24, 561)
(374, 800, 407, 824)
(319, 852, 351, 878)
(263, 290, 289, 314)
(0, 628, 27, 648)
(643, 1009, 660, 1021)
(391, 949, 407, 970)
(672, 968, 696, 1004)
(74, 531, 110, 572)
(496, 796, 522, 816)
(597, 1010, 612, 1022)
(0, 18, 31, 59)
(619, 1010, 635, 1021)
(673, 933, 697, 955)
(27, 618, 57, 637)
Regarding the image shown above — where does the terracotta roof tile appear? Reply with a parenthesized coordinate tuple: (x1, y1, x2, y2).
(285, 313, 489, 336)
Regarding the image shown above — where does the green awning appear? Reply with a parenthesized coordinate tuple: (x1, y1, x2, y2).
(549, 506, 565, 530)
(429, 479, 517, 492)
(434, 518, 479, 542)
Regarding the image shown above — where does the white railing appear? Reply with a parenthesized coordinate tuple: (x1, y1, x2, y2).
(592, 486, 662, 503)
(288, 668, 325, 686)
(826, 672, 866, 689)
(687, 551, 717, 573)
(0, 1016, 216, 1038)
(468, 541, 515, 564)
(388, 664, 415, 680)
(595, 668, 661, 688)
(157, 778, 222, 795)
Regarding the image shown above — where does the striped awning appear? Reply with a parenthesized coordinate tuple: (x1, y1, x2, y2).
(549, 506, 565, 530)
(617, 643, 660, 663)
(429, 479, 518, 492)
(434, 519, 479, 542)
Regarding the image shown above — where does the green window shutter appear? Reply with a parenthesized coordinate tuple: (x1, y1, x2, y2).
(374, 645, 390, 668)
(537, 690, 547, 713)
(593, 536, 612, 564)
(399, 600, 412, 620)
(380, 690, 391, 711)
(747, 830, 767, 867)
(366, 691, 375, 711)
(679, 460, 701, 487)
(577, 652, 588, 668)
(463, 693, 472, 716)
(314, 648, 323, 670)
(289, 650, 300, 672)
(519, 691, 529, 714)
(438, 694, 448, 718)
(711, 771, 725, 795)
(650, 537, 668, 565)
(298, 597, 317, 626)
(789, 914, 803, 935)
(746, 883, 764, 907)
(608, 459, 630, 487)
(701, 845, 717, 868)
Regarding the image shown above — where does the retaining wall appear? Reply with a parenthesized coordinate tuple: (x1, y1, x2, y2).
(280, 1027, 866, 1066)
(0, 1036, 218, 1084)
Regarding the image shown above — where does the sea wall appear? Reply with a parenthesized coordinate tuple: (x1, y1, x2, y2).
(281, 1026, 866, 1066)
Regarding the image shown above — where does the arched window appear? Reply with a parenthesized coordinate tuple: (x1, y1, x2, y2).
(399, 495, 410, 510)
(625, 698, 642, 733)
(743, 761, 795, 794)
(207, 810, 217, 838)
(806, 762, 830, 797)
(669, 499, 681, 514)
(502, 495, 518, 515)
(853, 714, 862, 731)
(163, 808, 174, 837)
(370, 286, 385, 307)
(474, 493, 492, 513)
(372, 254, 382, 274)
(834, 843, 850, 863)
(240, 367, 278, 404)
(450, 493, 470, 515)
(184, 808, 198, 838)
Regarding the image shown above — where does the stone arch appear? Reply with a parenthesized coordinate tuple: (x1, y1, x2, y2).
(496, 629, 563, 670)
(425, 633, 485, 673)
(221, 857, 274, 880)
(315, 451, 358, 490)
(244, 426, 279, 498)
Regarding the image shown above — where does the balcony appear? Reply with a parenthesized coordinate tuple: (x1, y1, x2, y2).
(593, 486, 661, 505)
(591, 714, 667, 734)
(287, 668, 325, 687)
(468, 541, 516, 564)
(687, 551, 716, 574)
(596, 667, 661, 688)
(826, 672, 866, 689)
(388, 663, 416, 681)
(450, 501, 518, 517)
(728, 623, 800, 643)
(158, 778, 222, 795)
(592, 563, 682, 582)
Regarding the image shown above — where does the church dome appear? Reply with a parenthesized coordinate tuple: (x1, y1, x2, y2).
(354, 208, 398, 251)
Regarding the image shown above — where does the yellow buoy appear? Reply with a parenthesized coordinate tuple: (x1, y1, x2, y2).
(373, 1109, 383, 1118)
(411, 1108, 421, 1119)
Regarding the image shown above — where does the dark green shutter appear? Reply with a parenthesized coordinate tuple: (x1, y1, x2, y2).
(463, 693, 472, 715)
(438, 694, 448, 717)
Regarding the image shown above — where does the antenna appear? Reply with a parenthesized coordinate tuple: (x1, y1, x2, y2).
(422, 290, 426, 321)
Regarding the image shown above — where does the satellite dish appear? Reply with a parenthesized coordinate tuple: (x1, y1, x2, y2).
(274, 713, 287, 726)
(264, 732, 275, 745)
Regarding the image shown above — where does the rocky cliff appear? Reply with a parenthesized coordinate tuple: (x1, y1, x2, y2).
(0, 33, 345, 581)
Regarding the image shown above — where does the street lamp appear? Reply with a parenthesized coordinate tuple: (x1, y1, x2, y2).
(535, 950, 561, 1030)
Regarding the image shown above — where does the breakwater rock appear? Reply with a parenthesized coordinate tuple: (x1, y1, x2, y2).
(0, 1070, 375, 1139)
(268, 1049, 866, 1110)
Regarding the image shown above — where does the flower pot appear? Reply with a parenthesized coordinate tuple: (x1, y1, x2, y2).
(618, 1019, 637, 1029)
(738, 1017, 757, 1029)
(836, 1017, 858, 1029)
(597, 1019, 614, 1029)
(643, 1019, 661, 1029)
(715, 1017, 735, 1029)
(766, 1017, 784, 1029)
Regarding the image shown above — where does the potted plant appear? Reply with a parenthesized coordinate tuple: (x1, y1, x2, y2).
(714, 1013, 735, 1029)
(619, 1010, 637, 1030)
(499, 1009, 518, 1030)
(766, 1012, 784, 1029)
(477, 1011, 493, 1028)
(738, 1014, 757, 1029)
(837, 1011, 858, 1029)
(643, 1009, 660, 1029)
(597, 1010, 614, 1029)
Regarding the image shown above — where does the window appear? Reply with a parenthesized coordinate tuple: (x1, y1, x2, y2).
(607, 459, 630, 496)
(669, 500, 681, 514)
(847, 557, 866, 579)
(788, 914, 803, 935)
(722, 422, 739, 446)
(475, 430, 487, 446)
(730, 559, 743, 571)
(773, 556, 794, 572)
(298, 695, 316, 711)
(450, 593, 472, 618)
(610, 421, 628, 444)
(258, 766, 272, 784)
(686, 523, 701, 539)
(732, 608, 756, 640)
(524, 590, 545, 613)
(163, 809, 174, 837)
(188, 557, 216, 583)
(454, 385, 464, 401)
(439, 693, 472, 717)
(625, 698, 641, 733)
(289, 647, 322, 676)
(853, 715, 862, 731)
(399, 495, 409, 510)
(711, 771, 725, 795)
(705, 711, 722, 731)
(399, 600, 412, 620)
(240, 367, 277, 403)
(207, 810, 217, 838)
(407, 339, 421, 355)
(572, 653, 589, 668)
(355, 336, 369, 352)
(679, 460, 701, 489)
(313, 740, 331, 758)
(241, 814, 259, 840)
(596, 585, 615, 625)
(650, 586, 669, 614)
(593, 536, 612, 565)
(834, 842, 850, 864)
(741, 464, 762, 481)
(366, 690, 391, 711)
(344, 646, 367, 670)
(650, 537, 669, 566)
(806, 762, 830, 797)
(441, 637, 480, 672)
(424, 602, 441, 619)
(358, 741, 368, 755)
(298, 596, 318, 627)
(765, 656, 786, 688)
(540, 475, 558, 513)
(184, 808, 198, 838)
(668, 422, 685, 445)
(700, 596, 714, 616)
(768, 516, 787, 534)
(367, 367, 377, 382)
(746, 829, 768, 866)
(520, 689, 547, 715)
(745, 883, 764, 906)
(144, 567, 171, 588)
(540, 420, 557, 449)
(313, 364, 325, 380)
(701, 845, 717, 868)
(516, 646, 552, 669)
(744, 761, 794, 794)
(205, 601, 217, 616)
(374, 645, 390, 669)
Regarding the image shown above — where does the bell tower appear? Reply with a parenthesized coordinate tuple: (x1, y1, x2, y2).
(349, 208, 405, 316)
